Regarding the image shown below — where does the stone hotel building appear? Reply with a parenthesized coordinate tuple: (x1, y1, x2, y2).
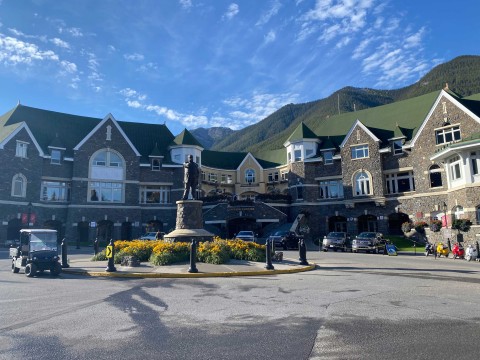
(1, 86, 479, 244)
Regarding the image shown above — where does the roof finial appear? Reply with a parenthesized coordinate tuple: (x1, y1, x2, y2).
(444, 82, 449, 90)
(17, 99, 21, 105)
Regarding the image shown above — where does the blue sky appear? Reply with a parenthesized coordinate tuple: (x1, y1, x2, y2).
(0, 0, 478, 135)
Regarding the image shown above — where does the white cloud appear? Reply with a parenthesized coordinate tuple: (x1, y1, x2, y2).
(50, 37, 70, 49)
(0, 34, 58, 64)
(179, 0, 192, 9)
(60, 60, 77, 73)
(224, 3, 239, 20)
(124, 53, 145, 61)
(256, 0, 282, 26)
(264, 30, 276, 44)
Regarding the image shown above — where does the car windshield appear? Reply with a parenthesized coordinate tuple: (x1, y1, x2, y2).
(273, 231, 287, 236)
(358, 232, 376, 238)
(30, 232, 57, 252)
(327, 232, 344, 238)
(237, 231, 253, 236)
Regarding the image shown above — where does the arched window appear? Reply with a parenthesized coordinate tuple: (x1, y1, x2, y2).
(453, 205, 464, 221)
(89, 149, 125, 202)
(11, 173, 26, 197)
(245, 169, 255, 184)
(354, 171, 371, 196)
(429, 164, 442, 188)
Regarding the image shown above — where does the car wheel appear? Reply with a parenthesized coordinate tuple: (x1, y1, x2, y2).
(25, 263, 36, 277)
(11, 260, 19, 273)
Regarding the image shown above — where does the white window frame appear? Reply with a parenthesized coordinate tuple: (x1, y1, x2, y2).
(435, 125, 461, 145)
(392, 140, 403, 155)
(89, 181, 123, 203)
(208, 173, 218, 183)
(41, 181, 70, 202)
(268, 171, 279, 182)
(16, 141, 28, 158)
(50, 149, 61, 165)
(471, 151, 479, 176)
(323, 151, 334, 165)
(151, 158, 161, 171)
(354, 171, 371, 196)
(245, 169, 256, 184)
(449, 155, 462, 181)
(12, 173, 27, 197)
(294, 149, 302, 162)
(318, 180, 344, 199)
(351, 144, 369, 159)
(139, 185, 171, 204)
(429, 165, 443, 188)
(385, 171, 415, 194)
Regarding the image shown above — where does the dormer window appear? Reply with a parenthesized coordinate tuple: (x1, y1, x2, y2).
(294, 149, 302, 162)
(151, 158, 161, 171)
(323, 151, 333, 165)
(392, 140, 403, 155)
(435, 125, 461, 145)
(51, 149, 61, 164)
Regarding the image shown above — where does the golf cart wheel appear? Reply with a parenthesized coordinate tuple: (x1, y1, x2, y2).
(25, 263, 37, 277)
(50, 263, 62, 276)
(11, 260, 19, 273)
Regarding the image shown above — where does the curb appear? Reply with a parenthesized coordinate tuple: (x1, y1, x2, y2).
(62, 262, 316, 278)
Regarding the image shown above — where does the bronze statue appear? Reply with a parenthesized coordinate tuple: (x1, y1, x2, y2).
(182, 155, 200, 200)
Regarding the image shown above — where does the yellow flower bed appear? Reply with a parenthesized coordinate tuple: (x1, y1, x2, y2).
(92, 238, 266, 265)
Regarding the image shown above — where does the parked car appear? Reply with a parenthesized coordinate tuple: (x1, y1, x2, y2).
(140, 232, 164, 240)
(268, 231, 301, 250)
(322, 232, 351, 252)
(235, 231, 257, 242)
(352, 232, 386, 253)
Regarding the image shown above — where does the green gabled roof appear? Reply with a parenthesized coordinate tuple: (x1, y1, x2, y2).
(0, 104, 175, 161)
(253, 148, 286, 168)
(149, 143, 163, 157)
(0, 104, 100, 157)
(318, 136, 338, 150)
(285, 121, 318, 143)
(118, 121, 174, 163)
(201, 149, 247, 170)
(308, 90, 442, 143)
(172, 128, 203, 147)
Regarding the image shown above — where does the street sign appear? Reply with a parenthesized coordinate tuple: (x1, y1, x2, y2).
(386, 244, 397, 256)
(106, 245, 113, 258)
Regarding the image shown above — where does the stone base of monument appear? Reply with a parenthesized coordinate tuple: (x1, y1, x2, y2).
(163, 200, 214, 242)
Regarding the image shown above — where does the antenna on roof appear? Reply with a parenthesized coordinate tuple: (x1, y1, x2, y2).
(353, 103, 356, 112)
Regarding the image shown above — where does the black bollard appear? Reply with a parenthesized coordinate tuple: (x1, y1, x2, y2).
(447, 238, 451, 251)
(476, 241, 480, 261)
(265, 239, 274, 270)
(188, 239, 198, 273)
(105, 239, 117, 272)
(94, 237, 99, 256)
(61, 238, 70, 268)
(299, 238, 309, 265)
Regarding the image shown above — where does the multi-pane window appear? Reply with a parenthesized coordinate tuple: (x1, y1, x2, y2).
(351, 144, 369, 159)
(280, 171, 288, 181)
(392, 140, 403, 155)
(140, 185, 171, 204)
(12, 174, 26, 197)
(323, 151, 333, 165)
(319, 180, 344, 199)
(201, 171, 206, 181)
(245, 169, 255, 183)
(449, 155, 462, 180)
(385, 172, 415, 194)
(89, 182, 122, 202)
(92, 150, 122, 167)
(435, 125, 461, 145)
(268, 172, 279, 182)
(50, 149, 61, 164)
(41, 181, 70, 201)
(354, 171, 371, 196)
(151, 159, 161, 171)
(208, 173, 218, 183)
(16, 141, 28, 158)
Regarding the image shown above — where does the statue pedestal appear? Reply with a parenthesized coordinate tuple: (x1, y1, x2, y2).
(164, 200, 214, 242)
